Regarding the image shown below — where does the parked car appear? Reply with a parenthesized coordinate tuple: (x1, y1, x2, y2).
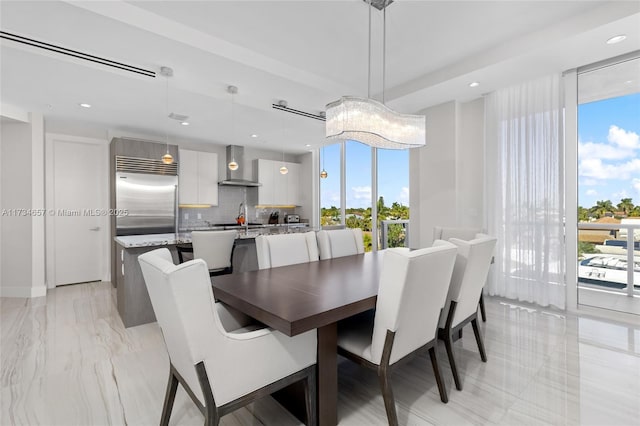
(578, 254, 640, 290)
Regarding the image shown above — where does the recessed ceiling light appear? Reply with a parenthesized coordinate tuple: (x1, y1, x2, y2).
(79, 103, 91, 108)
(625, 80, 633, 84)
(305, 144, 311, 147)
(180, 121, 189, 126)
(251, 134, 258, 138)
(469, 82, 480, 88)
(606, 35, 626, 44)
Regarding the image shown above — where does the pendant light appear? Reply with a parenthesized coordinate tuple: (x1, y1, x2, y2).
(160, 66, 174, 164)
(278, 100, 288, 175)
(320, 143, 328, 179)
(280, 150, 288, 175)
(325, 0, 425, 149)
(227, 85, 239, 171)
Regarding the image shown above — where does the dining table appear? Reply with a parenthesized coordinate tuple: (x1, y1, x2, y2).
(211, 250, 386, 426)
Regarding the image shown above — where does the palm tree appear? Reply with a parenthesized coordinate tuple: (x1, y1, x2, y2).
(589, 200, 615, 219)
(617, 198, 635, 216)
(578, 206, 590, 222)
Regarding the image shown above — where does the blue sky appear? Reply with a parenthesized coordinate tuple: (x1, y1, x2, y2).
(320, 141, 409, 209)
(578, 92, 640, 209)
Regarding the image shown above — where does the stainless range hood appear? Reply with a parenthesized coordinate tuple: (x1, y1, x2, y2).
(218, 145, 261, 187)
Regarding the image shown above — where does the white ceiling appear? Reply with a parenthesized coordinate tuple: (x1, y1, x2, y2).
(1, 0, 639, 154)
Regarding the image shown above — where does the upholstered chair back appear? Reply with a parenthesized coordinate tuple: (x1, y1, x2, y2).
(433, 226, 482, 242)
(370, 244, 457, 365)
(317, 228, 365, 260)
(191, 230, 237, 270)
(138, 248, 220, 405)
(440, 234, 497, 328)
(255, 232, 319, 269)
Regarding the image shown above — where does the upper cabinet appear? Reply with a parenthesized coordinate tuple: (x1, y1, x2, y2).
(256, 159, 300, 206)
(179, 149, 218, 206)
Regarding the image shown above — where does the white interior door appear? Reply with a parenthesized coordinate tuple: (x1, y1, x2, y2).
(52, 139, 106, 286)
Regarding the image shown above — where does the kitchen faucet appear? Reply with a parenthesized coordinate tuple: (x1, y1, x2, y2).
(238, 188, 249, 233)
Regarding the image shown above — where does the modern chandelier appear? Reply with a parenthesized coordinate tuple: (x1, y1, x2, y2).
(325, 0, 425, 149)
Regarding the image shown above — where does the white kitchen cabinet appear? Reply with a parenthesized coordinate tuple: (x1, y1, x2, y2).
(257, 158, 300, 206)
(285, 162, 300, 206)
(179, 149, 218, 206)
(257, 159, 275, 205)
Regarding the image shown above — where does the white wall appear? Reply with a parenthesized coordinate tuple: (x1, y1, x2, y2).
(409, 98, 485, 248)
(0, 112, 46, 297)
(457, 98, 485, 228)
(410, 101, 458, 248)
(297, 151, 316, 224)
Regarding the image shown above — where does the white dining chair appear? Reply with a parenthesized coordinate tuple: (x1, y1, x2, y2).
(437, 234, 497, 391)
(316, 228, 365, 260)
(255, 231, 319, 269)
(191, 230, 237, 276)
(337, 243, 458, 425)
(138, 248, 317, 426)
(433, 226, 489, 322)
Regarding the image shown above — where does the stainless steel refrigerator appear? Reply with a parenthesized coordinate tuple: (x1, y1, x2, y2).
(115, 162, 178, 236)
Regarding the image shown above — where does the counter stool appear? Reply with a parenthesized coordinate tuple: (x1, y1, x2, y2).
(176, 244, 193, 263)
(191, 230, 238, 277)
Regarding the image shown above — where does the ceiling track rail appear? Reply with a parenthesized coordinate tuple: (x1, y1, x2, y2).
(272, 104, 326, 122)
(0, 31, 156, 78)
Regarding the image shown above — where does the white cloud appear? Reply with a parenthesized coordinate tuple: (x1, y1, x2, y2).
(578, 141, 632, 160)
(579, 158, 640, 180)
(581, 178, 599, 186)
(612, 190, 629, 201)
(586, 189, 597, 196)
(321, 190, 340, 207)
(351, 186, 371, 201)
(633, 178, 640, 195)
(398, 187, 409, 205)
(608, 125, 640, 150)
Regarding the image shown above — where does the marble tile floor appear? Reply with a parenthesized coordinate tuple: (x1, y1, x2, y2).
(1, 281, 639, 425)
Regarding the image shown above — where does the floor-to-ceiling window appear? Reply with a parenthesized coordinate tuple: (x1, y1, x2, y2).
(577, 55, 640, 315)
(319, 142, 342, 226)
(319, 141, 410, 251)
(345, 141, 372, 250)
(377, 148, 409, 249)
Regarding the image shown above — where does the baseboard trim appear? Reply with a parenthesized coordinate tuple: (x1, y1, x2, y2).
(0, 285, 47, 298)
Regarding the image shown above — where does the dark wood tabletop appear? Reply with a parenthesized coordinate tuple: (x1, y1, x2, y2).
(212, 251, 384, 335)
(211, 251, 386, 426)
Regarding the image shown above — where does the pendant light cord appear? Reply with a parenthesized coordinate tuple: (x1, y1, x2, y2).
(367, 0, 372, 99)
(382, 4, 386, 104)
(165, 75, 169, 151)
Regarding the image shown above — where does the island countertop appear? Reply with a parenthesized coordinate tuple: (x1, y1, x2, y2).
(114, 232, 261, 248)
(114, 223, 310, 249)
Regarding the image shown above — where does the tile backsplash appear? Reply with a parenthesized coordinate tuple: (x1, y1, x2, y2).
(179, 186, 296, 229)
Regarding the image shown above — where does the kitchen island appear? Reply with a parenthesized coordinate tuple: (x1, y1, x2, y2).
(114, 223, 309, 328)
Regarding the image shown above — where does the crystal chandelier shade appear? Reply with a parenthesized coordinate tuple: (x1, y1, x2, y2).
(326, 96, 425, 149)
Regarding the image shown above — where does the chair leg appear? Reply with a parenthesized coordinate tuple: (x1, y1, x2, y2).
(443, 332, 462, 391)
(160, 370, 179, 426)
(428, 346, 448, 403)
(471, 318, 487, 362)
(378, 368, 398, 426)
(479, 293, 486, 322)
(303, 367, 317, 426)
(204, 410, 220, 426)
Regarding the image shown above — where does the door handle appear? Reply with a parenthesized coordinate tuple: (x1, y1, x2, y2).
(89, 227, 100, 231)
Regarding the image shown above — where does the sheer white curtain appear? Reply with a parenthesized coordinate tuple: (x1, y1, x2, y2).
(484, 74, 566, 309)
